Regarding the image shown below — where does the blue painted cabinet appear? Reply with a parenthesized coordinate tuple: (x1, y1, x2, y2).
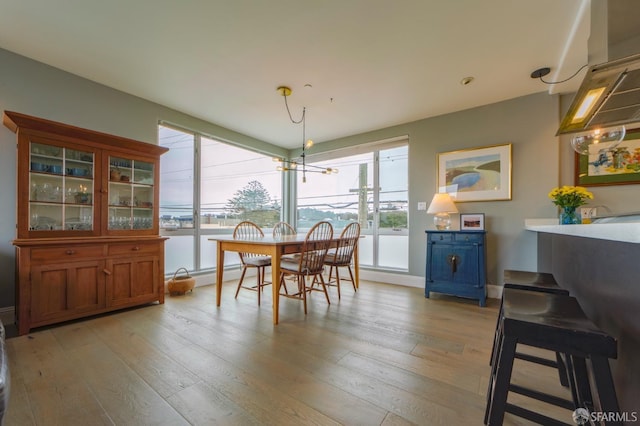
(425, 230, 487, 307)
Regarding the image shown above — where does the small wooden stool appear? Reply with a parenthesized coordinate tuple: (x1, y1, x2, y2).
(485, 288, 620, 425)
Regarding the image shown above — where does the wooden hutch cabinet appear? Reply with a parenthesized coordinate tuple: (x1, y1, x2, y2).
(3, 111, 169, 335)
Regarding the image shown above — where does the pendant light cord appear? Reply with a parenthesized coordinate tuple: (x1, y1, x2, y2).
(282, 92, 305, 124)
(538, 64, 589, 85)
(281, 90, 308, 181)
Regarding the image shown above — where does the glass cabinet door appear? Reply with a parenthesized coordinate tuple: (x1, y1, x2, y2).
(108, 156, 154, 230)
(29, 142, 94, 232)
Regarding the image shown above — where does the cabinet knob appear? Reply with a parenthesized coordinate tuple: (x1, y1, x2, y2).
(65, 250, 75, 255)
(132, 246, 140, 251)
(103, 269, 112, 275)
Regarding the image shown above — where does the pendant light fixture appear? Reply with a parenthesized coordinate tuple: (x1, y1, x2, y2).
(274, 86, 338, 183)
(570, 125, 626, 155)
(529, 65, 630, 156)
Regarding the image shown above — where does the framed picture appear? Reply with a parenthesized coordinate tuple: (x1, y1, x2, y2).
(437, 143, 512, 202)
(460, 213, 485, 230)
(574, 129, 640, 186)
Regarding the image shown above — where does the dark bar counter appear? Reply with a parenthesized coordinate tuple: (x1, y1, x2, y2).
(526, 221, 640, 415)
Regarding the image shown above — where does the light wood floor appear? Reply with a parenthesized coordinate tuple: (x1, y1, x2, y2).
(4, 279, 576, 425)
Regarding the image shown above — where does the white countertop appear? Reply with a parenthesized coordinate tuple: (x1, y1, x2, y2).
(525, 219, 640, 243)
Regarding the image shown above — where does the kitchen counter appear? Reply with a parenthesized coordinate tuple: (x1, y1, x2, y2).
(525, 219, 640, 243)
(526, 221, 640, 413)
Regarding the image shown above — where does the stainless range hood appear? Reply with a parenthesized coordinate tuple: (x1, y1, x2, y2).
(557, 0, 640, 135)
(557, 52, 640, 135)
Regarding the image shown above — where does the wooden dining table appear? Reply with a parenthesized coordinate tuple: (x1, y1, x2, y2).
(209, 234, 359, 324)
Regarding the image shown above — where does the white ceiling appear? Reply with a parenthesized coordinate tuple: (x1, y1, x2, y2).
(0, 0, 591, 148)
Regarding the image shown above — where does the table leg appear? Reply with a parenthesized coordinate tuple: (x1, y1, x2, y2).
(271, 247, 281, 325)
(216, 242, 224, 306)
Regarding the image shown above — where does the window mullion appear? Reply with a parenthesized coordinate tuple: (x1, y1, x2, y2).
(193, 135, 202, 271)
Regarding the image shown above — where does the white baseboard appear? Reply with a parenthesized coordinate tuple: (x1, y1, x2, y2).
(176, 268, 500, 300)
(359, 270, 424, 288)
(359, 270, 500, 299)
(166, 269, 242, 291)
(487, 284, 502, 299)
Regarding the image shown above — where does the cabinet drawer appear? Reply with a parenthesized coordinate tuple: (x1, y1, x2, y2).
(456, 233, 484, 243)
(31, 245, 105, 262)
(108, 242, 160, 256)
(429, 233, 454, 242)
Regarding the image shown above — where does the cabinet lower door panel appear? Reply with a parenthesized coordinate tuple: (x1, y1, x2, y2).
(31, 261, 106, 325)
(428, 244, 479, 284)
(107, 256, 159, 307)
(74, 265, 105, 309)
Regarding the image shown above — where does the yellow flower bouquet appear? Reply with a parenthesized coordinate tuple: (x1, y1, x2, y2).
(548, 185, 594, 208)
(549, 186, 593, 224)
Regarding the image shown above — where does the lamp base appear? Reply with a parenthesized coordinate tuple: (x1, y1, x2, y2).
(434, 213, 452, 230)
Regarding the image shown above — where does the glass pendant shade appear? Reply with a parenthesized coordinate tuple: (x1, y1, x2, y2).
(570, 125, 626, 155)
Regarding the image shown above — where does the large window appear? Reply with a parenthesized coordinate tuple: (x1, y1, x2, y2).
(159, 125, 282, 274)
(159, 126, 195, 272)
(159, 125, 407, 274)
(297, 142, 408, 270)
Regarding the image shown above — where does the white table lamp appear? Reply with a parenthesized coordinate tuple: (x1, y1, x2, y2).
(427, 193, 458, 230)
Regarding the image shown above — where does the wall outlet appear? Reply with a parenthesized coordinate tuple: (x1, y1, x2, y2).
(417, 201, 427, 211)
(581, 207, 596, 220)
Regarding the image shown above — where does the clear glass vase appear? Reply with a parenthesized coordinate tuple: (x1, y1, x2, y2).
(560, 206, 581, 225)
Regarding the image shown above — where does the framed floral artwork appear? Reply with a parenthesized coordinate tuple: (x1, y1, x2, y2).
(574, 128, 640, 186)
(437, 143, 512, 202)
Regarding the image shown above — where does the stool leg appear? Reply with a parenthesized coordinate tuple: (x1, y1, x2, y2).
(569, 355, 594, 411)
(556, 352, 569, 387)
(489, 297, 504, 366)
(489, 320, 504, 370)
(485, 334, 517, 425)
(590, 356, 621, 425)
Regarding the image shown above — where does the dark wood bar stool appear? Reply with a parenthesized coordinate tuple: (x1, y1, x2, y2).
(503, 269, 566, 294)
(492, 270, 571, 387)
(485, 288, 620, 425)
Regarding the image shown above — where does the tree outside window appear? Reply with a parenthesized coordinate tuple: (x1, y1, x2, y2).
(225, 180, 280, 226)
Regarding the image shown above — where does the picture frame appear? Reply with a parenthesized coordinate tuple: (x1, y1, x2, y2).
(574, 128, 640, 186)
(460, 213, 485, 231)
(437, 143, 512, 202)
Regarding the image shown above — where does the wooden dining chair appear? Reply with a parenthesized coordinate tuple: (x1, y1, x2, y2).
(323, 222, 360, 299)
(273, 221, 297, 293)
(233, 221, 271, 305)
(278, 221, 333, 314)
(272, 221, 296, 238)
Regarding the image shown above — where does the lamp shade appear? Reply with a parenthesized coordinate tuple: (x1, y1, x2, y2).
(427, 193, 458, 214)
(427, 193, 458, 230)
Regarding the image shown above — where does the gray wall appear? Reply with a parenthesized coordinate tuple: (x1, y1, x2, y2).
(2, 47, 640, 311)
(315, 92, 562, 284)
